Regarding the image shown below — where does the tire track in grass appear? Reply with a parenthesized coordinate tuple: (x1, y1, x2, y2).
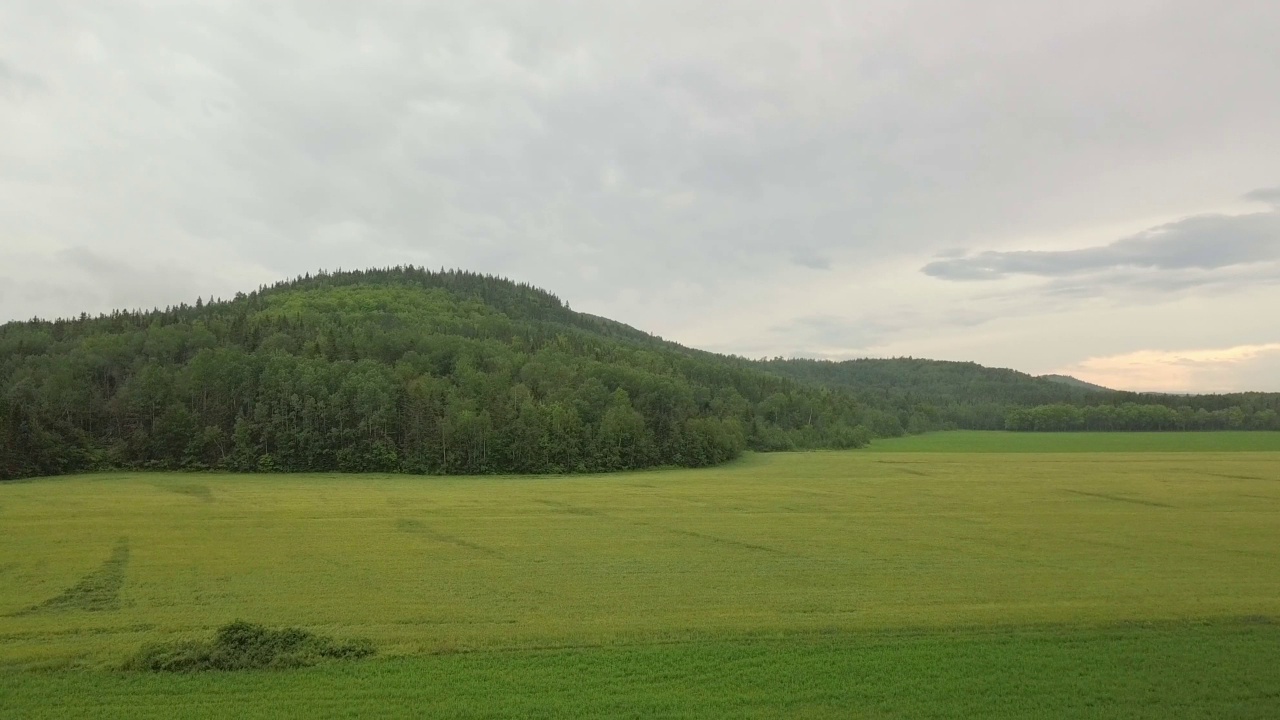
(395, 519, 505, 559)
(13, 538, 130, 615)
(1062, 490, 1173, 508)
(163, 483, 214, 502)
(533, 499, 604, 517)
(663, 528, 784, 554)
(1206, 473, 1271, 481)
(625, 519, 792, 556)
(531, 498, 791, 556)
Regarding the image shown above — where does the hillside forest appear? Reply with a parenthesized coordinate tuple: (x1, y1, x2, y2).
(2, 267, 1276, 481)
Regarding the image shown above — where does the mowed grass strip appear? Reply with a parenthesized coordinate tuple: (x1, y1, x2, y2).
(2, 443, 1278, 667)
(3, 621, 1279, 719)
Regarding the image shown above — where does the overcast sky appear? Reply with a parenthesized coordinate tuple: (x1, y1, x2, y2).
(3, 1, 1279, 392)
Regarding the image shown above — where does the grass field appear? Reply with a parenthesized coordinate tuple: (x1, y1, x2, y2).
(5, 622, 1278, 719)
(3, 433, 1279, 717)
(866, 429, 1280, 452)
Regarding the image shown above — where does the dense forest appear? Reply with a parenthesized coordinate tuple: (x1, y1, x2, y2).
(758, 357, 1102, 431)
(761, 358, 1280, 432)
(1006, 402, 1279, 432)
(0, 268, 883, 480)
(2, 267, 1277, 481)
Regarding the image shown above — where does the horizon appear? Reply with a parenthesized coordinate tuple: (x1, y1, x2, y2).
(3, 2, 1279, 393)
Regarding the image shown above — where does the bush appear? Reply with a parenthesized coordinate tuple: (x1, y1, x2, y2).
(125, 621, 375, 672)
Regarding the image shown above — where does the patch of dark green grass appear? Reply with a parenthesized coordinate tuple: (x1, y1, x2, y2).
(124, 622, 375, 672)
(15, 539, 129, 615)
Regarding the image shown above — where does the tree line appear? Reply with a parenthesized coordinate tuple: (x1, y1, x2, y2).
(1005, 403, 1280, 432)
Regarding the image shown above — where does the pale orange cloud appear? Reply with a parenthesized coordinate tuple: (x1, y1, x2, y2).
(1052, 343, 1280, 393)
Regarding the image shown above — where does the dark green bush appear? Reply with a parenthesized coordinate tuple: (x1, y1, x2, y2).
(125, 621, 374, 672)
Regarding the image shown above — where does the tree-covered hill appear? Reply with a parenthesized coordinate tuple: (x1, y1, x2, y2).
(757, 357, 1098, 431)
(758, 358, 1280, 432)
(1039, 374, 1112, 392)
(3, 267, 1276, 481)
(0, 267, 884, 480)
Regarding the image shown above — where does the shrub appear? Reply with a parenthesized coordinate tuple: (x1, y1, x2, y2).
(125, 621, 374, 672)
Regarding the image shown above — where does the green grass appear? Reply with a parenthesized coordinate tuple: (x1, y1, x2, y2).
(3, 441, 1280, 716)
(4, 622, 1278, 719)
(867, 429, 1280, 452)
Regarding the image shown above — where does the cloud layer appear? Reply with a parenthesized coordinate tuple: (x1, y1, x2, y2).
(922, 196, 1280, 280)
(2, 1, 1280, 391)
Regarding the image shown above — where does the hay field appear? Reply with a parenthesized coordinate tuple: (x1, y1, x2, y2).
(2, 437, 1279, 717)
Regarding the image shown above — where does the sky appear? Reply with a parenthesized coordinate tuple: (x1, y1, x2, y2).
(2, 1, 1279, 393)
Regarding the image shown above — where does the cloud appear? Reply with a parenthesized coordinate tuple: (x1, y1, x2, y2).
(0, 57, 45, 100)
(790, 250, 832, 270)
(1052, 343, 1280, 393)
(1033, 261, 1280, 300)
(1245, 186, 1280, 207)
(1, 1, 1280, 393)
(922, 196, 1280, 281)
(770, 315, 893, 352)
(764, 303, 1001, 359)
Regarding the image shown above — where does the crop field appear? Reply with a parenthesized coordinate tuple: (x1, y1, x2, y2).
(866, 429, 1280, 452)
(3, 434, 1280, 717)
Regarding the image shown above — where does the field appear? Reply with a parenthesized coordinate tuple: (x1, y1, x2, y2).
(866, 429, 1280, 452)
(3, 432, 1280, 717)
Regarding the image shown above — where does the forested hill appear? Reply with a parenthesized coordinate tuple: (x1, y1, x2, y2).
(0, 268, 883, 481)
(1040, 374, 1112, 392)
(758, 357, 1280, 431)
(3, 267, 1276, 481)
(757, 358, 1099, 431)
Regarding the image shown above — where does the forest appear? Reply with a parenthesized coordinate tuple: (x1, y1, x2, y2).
(1006, 402, 1279, 432)
(2, 267, 1276, 481)
(760, 357, 1280, 431)
(0, 268, 879, 480)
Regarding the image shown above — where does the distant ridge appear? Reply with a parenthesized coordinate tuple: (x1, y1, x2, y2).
(1039, 374, 1113, 392)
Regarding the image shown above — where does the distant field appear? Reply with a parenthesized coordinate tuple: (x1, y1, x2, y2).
(3, 446, 1280, 717)
(867, 429, 1280, 452)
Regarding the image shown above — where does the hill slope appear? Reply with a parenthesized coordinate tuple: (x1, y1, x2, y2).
(757, 357, 1280, 432)
(1040, 374, 1112, 392)
(757, 358, 1099, 431)
(3, 267, 1277, 480)
(0, 268, 879, 480)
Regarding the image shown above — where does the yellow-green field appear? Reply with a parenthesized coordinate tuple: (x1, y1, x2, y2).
(866, 429, 1280, 452)
(3, 439, 1280, 717)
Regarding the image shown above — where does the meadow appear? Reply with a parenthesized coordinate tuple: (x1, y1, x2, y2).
(2, 432, 1279, 717)
(866, 429, 1280, 452)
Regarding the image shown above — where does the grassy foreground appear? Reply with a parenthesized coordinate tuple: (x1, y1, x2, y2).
(3, 435, 1280, 716)
(4, 622, 1278, 719)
